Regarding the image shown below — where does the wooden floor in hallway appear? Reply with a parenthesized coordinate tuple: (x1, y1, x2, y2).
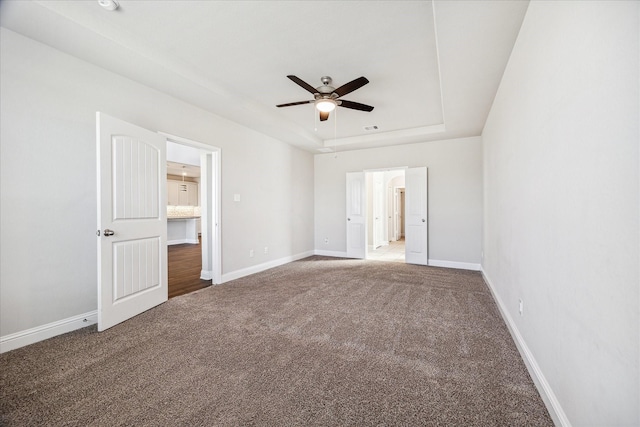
(168, 240, 212, 299)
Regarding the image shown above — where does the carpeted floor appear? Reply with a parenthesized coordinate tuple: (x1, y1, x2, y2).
(0, 256, 553, 426)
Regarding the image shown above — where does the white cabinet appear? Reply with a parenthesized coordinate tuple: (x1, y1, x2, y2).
(186, 182, 199, 206)
(167, 181, 179, 206)
(167, 179, 199, 206)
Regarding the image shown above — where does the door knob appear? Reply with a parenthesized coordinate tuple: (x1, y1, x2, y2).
(347, 218, 351, 221)
(422, 219, 426, 222)
(103, 229, 115, 236)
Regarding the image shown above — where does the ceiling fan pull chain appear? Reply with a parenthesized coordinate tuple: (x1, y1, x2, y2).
(334, 106, 338, 158)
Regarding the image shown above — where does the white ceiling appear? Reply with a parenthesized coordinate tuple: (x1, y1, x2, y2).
(0, 0, 529, 153)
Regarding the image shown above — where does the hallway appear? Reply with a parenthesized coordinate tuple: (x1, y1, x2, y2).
(367, 239, 405, 263)
(168, 240, 212, 298)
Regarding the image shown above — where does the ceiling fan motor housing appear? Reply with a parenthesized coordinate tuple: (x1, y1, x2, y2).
(317, 76, 336, 97)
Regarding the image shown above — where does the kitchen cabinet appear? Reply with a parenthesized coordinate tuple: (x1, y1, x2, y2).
(186, 182, 199, 206)
(167, 180, 199, 206)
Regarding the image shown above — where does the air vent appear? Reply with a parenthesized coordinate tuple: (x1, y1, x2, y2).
(364, 125, 379, 131)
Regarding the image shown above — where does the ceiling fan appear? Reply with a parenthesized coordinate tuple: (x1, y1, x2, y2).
(276, 75, 374, 121)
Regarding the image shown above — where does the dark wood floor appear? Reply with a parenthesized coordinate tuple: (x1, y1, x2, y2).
(168, 240, 212, 299)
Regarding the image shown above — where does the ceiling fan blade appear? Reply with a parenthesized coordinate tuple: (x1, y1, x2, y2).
(276, 100, 313, 108)
(287, 75, 318, 95)
(319, 111, 329, 121)
(333, 76, 369, 97)
(338, 100, 374, 112)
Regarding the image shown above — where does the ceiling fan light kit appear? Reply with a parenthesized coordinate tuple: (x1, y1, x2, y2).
(315, 99, 336, 113)
(277, 75, 374, 122)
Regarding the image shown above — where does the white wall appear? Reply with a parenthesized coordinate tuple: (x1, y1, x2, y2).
(315, 137, 483, 267)
(482, 2, 639, 426)
(0, 28, 314, 339)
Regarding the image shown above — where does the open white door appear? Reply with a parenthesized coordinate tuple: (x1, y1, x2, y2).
(372, 172, 384, 249)
(97, 112, 167, 331)
(346, 172, 366, 259)
(405, 167, 428, 265)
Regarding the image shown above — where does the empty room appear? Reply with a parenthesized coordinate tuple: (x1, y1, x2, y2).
(0, 1, 638, 426)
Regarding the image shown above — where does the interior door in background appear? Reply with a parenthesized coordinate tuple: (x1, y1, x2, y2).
(372, 172, 384, 249)
(405, 167, 428, 265)
(97, 112, 168, 331)
(346, 172, 366, 259)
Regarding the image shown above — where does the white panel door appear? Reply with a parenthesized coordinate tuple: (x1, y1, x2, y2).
(405, 167, 428, 265)
(372, 172, 384, 249)
(394, 188, 401, 241)
(97, 112, 168, 331)
(346, 172, 366, 259)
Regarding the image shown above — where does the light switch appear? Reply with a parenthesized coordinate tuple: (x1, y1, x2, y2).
(233, 194, 240, 202)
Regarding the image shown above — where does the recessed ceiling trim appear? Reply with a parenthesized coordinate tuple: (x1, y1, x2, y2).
(431, 0, 446, 125)
(324, 123, 446, 148)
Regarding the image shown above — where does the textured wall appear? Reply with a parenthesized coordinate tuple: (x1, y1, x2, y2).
(482, 2, 639, 425)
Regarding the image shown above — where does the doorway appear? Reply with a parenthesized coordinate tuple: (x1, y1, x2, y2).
(366, 169, 406, 263)
(164, 134, 221, 298)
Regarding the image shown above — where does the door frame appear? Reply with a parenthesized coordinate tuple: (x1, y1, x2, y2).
(160, 132, 222, 284)
(362, 167, 408, 259)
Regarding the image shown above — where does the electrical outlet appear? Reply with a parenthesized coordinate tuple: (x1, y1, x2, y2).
(264, 246, 268, 254)
(249, 249, 254, 258)
(519, 299, 523, 316)
(324, 237, 329, 244)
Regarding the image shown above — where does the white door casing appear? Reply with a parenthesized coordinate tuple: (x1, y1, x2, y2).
(162, 133, 221, 285)
(97, 112, 168, 331)
(405, 167, 428, 265)
(346, 172, 366, 259)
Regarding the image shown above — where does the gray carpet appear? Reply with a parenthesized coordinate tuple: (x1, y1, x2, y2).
(0, 256, 553, 426)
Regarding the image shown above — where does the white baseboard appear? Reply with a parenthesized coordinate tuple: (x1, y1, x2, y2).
(200, 270, 213, 280)
(168, 239, 199, 246)
(428, 259, 482, 271)
(481, 269, 570, 427)
(314, 249, 348, 258)
(0, 311, 98, 354)
(221, 250, 315, 283)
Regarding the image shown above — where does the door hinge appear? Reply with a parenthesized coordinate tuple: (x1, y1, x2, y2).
(96, 230, 101, 236)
